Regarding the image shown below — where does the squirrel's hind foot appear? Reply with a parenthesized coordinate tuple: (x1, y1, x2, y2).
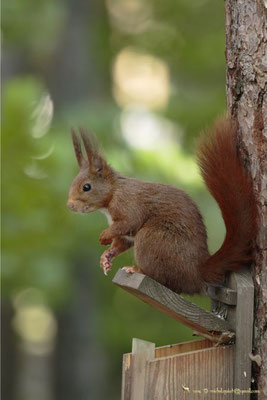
(122, 265, 144, 274)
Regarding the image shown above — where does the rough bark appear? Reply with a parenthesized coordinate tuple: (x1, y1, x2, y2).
(225, 0, 267, 398)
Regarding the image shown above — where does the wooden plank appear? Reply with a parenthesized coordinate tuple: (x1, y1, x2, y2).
(206, 285, 237, 305)
(121, 339, 216, 400)
(122, 339, 214, 399)
(145, 345, 234, 400)
(122, 338, 213, 389)
(227, 270, 254, 398)
(121, 353, 132, 400)
(155, 338, 212, 358)
(113, 269, 234, 342)
(131, 339, 155, 400)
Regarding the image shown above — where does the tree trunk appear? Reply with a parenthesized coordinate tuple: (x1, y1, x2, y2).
(45, 0, 111, 109)
(1, 301, 16, 400)
(225, 1, 267, 397)
(53, 262, 107, 400)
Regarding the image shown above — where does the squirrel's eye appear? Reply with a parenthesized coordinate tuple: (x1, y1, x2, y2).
(83, 183, 91, 192)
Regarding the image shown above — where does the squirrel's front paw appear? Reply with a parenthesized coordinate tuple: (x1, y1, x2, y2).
(99, 230, 112, 245)
(100, 248, 117, 275)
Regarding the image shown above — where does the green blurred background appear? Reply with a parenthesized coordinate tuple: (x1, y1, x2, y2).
(2, 0, 226, 399)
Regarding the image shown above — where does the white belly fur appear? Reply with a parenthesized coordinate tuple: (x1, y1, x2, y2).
(100, 208, 113, 225)
(124, 235, 135, 243)
(100, 208, 134, 243)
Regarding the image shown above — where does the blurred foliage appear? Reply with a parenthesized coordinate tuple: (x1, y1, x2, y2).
(2, 0, 227, 398)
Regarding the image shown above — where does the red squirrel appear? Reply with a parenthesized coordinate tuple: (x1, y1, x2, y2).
(67, 118, 257, 294)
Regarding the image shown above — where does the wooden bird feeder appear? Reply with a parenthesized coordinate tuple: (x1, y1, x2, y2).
(113, 269, 254, 400)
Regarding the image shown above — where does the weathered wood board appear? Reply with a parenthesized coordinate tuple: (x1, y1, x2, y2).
(155, 338, 212, 358)
(122, 338, 235, 400)
(121, 339, 213, 400)
(113, 269, 234, 342)
(121, 340, 154, 400)
(146, 346, 234, 400)
(227, 270, 254, 393)
(116, 269, 254, 400)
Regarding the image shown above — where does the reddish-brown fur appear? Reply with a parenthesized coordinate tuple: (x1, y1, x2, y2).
(196, 118, 257, 283)
(67, 120, 257, 294)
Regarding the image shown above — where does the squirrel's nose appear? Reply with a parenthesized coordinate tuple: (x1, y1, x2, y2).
(67, 201, 75, 210)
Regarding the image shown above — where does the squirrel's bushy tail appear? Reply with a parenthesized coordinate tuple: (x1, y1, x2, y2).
(197, 118, 257, 283)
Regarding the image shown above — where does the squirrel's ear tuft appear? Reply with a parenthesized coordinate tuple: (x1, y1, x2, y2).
(79, 127, 110, 175)
(71, 128, 85, 168)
